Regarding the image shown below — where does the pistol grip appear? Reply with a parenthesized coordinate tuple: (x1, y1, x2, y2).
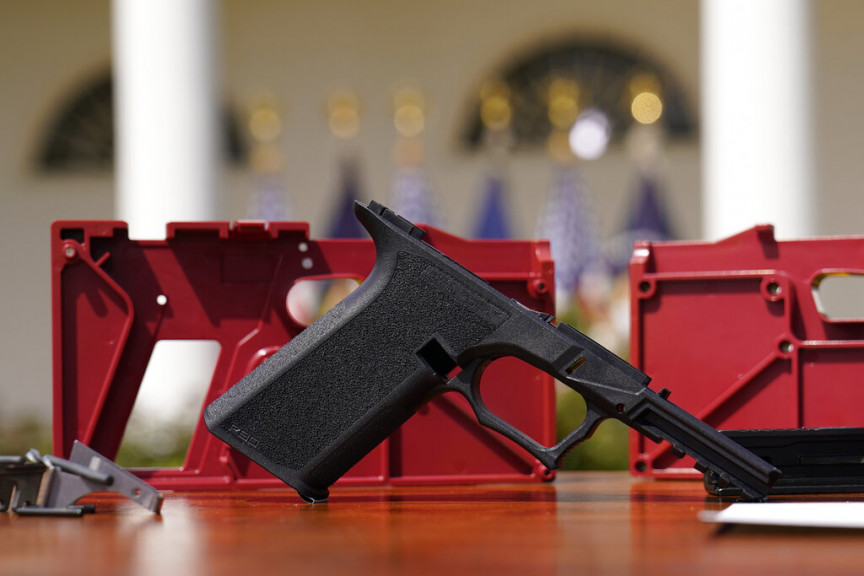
(205, 202, 512, 501)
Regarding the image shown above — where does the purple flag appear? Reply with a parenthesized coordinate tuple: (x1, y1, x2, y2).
(327, 159, 367, 239)
(472, 174, 512, 239)
(390, 165, 442, 228)
(245, 175, 292, 222)
(537, 165, 606, 298)
(605, 174, 676, 275)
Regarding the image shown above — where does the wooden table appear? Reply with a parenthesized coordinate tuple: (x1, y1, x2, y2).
(2, 472, 862, 575)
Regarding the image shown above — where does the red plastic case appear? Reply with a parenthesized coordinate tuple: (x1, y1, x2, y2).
(51, 220, 556, 490)
(630, 225, 864, 477)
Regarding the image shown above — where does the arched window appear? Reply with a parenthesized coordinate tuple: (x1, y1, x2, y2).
(37, 72, 247, 171)
(462, 38, 695, 150)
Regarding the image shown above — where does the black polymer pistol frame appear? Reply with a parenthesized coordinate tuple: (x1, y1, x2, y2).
(205, 201, 780, 503)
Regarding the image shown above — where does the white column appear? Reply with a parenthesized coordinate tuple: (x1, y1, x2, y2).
(113, 0, 220, 239)
(701, 0, 813, 240)
(111, 0, 222, 455)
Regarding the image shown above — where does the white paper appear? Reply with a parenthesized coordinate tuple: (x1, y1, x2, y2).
(699, 502, 864, 529)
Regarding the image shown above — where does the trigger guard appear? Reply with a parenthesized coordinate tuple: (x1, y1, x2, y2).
(443, 358, 564, 470)
(549, 406, 606, 463)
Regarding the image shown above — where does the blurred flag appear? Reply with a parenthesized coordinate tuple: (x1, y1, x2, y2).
(327, 158, 367, 238)
(245, 94, 291, 222)
(537, 165, 606, 301)
(605, 174, 675, 275)
(472, 173, 512, 239)
(245, 176, 292, 222)
(390, 164, 442, 228)
(389, 86, 443, 228)
(625, 175, 674, 239)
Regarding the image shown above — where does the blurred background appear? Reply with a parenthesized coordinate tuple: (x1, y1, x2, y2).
(1, 0, 861, 468)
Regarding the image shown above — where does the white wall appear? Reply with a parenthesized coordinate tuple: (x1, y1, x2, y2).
(815, 1, 864, 235)
(219, 0, 701, 238)
(0, 1, 114, 420)
(0, 0, 859, 423)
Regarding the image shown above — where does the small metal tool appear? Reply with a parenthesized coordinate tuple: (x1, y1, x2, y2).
(1, 440, 163, 517)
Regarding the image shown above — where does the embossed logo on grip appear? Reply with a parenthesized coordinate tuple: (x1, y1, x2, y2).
(229, 423, 260, 448)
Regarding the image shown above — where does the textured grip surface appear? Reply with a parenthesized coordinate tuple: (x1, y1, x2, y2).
(205, 247, 509, 498)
